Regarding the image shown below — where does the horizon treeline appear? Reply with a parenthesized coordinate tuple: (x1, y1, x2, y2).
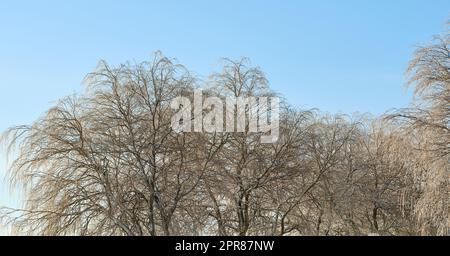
(0, 28, 448, 236)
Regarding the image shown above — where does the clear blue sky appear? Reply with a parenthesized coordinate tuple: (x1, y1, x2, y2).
(0, 0, 449, 221)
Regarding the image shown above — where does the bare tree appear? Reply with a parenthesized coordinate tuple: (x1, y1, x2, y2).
(1, 25, 448, 236)
(389, 29, 449, 235)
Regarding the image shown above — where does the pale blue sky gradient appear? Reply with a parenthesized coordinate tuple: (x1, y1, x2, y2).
(0, 0, 449, 224)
